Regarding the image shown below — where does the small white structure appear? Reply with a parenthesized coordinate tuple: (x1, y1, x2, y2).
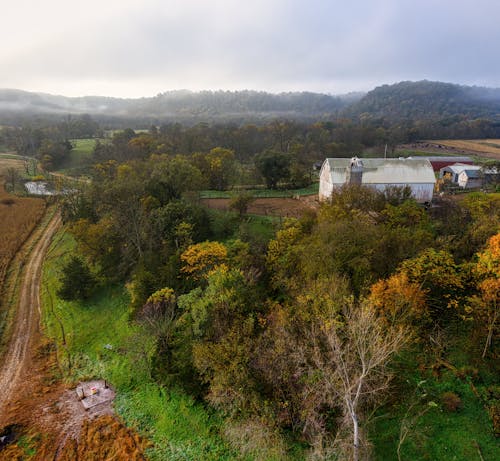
(439, 163, 481, 184)
(440, 163, 499, 189)
(319, 157, 436, 203)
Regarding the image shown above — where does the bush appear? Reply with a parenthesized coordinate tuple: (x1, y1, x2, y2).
(441, 391, 462, 412)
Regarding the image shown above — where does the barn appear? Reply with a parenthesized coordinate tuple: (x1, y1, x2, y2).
(319, 157, 436, 203)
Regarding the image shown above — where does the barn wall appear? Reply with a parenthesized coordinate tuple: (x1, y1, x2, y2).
(319, 162, 333, 201)
(369, 183, 434, 202)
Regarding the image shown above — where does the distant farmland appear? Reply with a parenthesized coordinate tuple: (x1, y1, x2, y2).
(432, 139, 500, 159)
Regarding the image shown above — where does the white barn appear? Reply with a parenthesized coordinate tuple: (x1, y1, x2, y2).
(319, 157, 436, 203)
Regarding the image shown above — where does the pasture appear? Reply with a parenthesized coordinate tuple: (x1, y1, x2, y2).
(56, 138, 102, 174)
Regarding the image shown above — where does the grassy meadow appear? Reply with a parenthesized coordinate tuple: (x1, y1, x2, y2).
(55, 138, 102, 175)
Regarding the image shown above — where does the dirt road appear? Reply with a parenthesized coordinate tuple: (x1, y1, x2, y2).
(0, 212, 61, 420)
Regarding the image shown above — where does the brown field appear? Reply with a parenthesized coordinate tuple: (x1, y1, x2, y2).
(201, 195, 319, 218)
(0, 183, 46, 292)
(431, 139, 500, 159)
(0, 158, 26, 177)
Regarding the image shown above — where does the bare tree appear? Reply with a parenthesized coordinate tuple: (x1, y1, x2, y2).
(301, 301, 409, 460)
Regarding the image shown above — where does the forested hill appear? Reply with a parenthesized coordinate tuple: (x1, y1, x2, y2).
(0, 89, 350, 122)
(3, 81, 500, 124)
(347, 80, 500, 121)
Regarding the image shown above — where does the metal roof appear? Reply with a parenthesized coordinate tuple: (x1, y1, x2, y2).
(324, 158, 436, 185)
(441, 163, 482, 175)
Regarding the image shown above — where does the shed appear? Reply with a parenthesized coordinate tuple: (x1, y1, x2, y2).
(458, 169, 482, 189)
(319, 157, 436, 203)
(439, 163, 481, 183)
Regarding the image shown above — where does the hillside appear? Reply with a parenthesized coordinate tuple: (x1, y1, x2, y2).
(0, 89, 350, 122)
(3, 81, 500, 126)
(347, 80, 500, 121)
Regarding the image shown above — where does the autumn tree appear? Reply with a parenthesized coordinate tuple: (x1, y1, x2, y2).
(137, 287, 178, 373)
(229, 192, 254, 218)
(180, 241, 228, 280)
(369, 272, 428, 326)
(300, 301, 409, 460)
(470, 232, 500, 357)
(398, 248, 464, 323)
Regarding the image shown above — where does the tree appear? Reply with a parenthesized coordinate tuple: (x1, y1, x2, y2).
(57, 256, 96, 301)
(5, 167, 21, 192)
(470, 233, 500, 357)
(254, 151, 291, 189)
(229, 192, 254, 218)
(206, 147, 236, 191)
(300, 301, 409, 460)
(137, 287, 178, 373)
(180, 241, 228, 280)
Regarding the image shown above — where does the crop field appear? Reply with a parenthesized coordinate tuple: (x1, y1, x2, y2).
(0, 183, 46, 290)
(431, 139, 500, 159)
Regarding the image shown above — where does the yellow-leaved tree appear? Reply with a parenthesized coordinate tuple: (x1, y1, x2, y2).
(471, 232, 500, 358)
(180, 241, 228, 280)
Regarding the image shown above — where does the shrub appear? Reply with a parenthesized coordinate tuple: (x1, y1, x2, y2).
(441, 392, 462, 412)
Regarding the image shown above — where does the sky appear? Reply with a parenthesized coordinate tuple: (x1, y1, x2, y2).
(1, 0, 500, 98)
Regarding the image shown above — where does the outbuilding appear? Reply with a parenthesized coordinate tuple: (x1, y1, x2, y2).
(319, 157, 436, 203)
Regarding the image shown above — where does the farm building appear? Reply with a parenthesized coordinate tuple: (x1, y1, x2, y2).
(319, 157, 436, 203)
(440, 163, 499, 189)
(422, 156, 473, 172)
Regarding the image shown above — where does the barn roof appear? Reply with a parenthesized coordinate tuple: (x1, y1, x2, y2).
(441, 163, 482, 175)
(324, 158, 436, 185)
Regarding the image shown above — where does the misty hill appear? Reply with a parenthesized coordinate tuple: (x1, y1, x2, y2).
(0, 89, 352, 122)
(3, 82, 500, 125)
(347, 80, 500, 122)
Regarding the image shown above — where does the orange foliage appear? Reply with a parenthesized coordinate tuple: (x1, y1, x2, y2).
(369, 272, 427, 324)
(56, 415, 147, 461)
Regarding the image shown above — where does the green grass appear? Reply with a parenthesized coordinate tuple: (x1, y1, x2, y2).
(372, 344, 499, 461)
(200, 182, 319, 199)
(41, 230, 236, 459)
(55, 138, 103, 174)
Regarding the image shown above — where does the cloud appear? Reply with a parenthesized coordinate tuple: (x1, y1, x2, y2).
(1, 0, 500, 96)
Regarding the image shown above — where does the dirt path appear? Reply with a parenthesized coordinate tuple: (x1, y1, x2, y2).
(0, 212, 61, 421)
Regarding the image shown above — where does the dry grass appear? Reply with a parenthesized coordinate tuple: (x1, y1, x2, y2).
(0, 183, 45, 291)
(55, 416, 147, 461)
(433, 139, 500, 158)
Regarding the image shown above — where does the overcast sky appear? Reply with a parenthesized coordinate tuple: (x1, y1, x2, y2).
(1, 0, 499, 98)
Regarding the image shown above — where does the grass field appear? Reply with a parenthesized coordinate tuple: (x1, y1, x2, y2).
(55, 138, 103, 174)
(200, 181, 319, 199)
(41, 231, 238, 460)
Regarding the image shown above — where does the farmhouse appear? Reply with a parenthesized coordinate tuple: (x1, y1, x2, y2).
(319, 157, 436, 203)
